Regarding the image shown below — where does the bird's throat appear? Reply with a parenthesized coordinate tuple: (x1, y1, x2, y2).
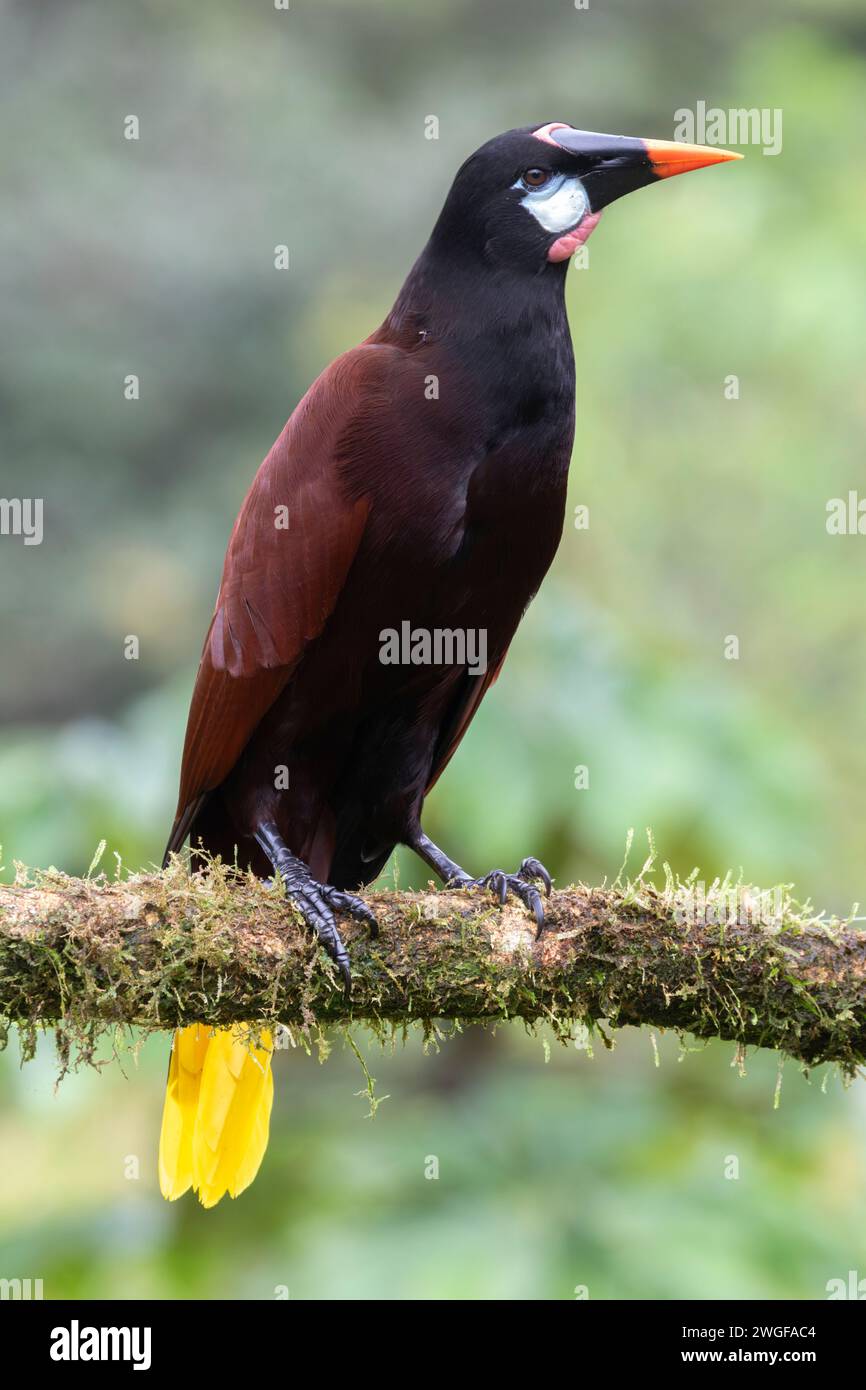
(383, 237, 573, 351)
(547, 210, 603, 262)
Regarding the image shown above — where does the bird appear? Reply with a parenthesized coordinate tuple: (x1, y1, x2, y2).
(158, 122, 741, 1205)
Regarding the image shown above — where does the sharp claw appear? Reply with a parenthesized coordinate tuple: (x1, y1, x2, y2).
(268, 847, 371, 988)
(520, 857, 552, 895)
(332, 889, 375, 922)
(321, 922, 351, 991)
(281, 887, 357, 989)
(347, 898, 378, 941)
(482, 871, 506, 904)
(330, 889, 378, 936)
(515, 879, 545, 929)
(453, 858, 553, 931)
(358, 903, 379, 932)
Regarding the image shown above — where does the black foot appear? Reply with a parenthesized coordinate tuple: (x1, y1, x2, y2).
(253, 821, 377, 993)
(277, 868, 377, 992)
(451, 856, 552, 935)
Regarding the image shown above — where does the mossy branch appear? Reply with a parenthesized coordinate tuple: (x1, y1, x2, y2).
(0, 859, 865, 1073)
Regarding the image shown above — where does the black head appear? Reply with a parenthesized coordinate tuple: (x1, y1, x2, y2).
(428, 122, 741, 274)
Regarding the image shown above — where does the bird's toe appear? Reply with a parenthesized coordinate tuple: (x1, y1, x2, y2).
(281, 883, 353, 993)
(468, 866, 548, 932)
(514, 878, 546, 934)
(323, 886, 379, 939)
(519, 856, 552, 895)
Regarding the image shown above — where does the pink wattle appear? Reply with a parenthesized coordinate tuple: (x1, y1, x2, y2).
(547, 211, 602, 262)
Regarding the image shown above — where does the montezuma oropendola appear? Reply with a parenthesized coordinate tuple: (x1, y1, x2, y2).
(159, 123, 740, 1205)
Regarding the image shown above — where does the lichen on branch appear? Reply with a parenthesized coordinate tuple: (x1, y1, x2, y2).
(0, 856, 864, 1075)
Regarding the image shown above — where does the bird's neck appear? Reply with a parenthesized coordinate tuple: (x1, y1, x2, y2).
(376, 240, 572, 357)
(373, 241, 576, 470)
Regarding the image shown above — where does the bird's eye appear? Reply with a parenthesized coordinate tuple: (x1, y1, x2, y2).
(521, 168, 551, 190)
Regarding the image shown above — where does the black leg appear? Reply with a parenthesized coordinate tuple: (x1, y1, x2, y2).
(254, 821, 377, 992)
(409, 830, 472, 887)
(407, 828, 552, 935)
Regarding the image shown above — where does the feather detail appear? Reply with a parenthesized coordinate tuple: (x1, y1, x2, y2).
(158, 1023, 211, 1200)
(158, 1024, 274, 1206)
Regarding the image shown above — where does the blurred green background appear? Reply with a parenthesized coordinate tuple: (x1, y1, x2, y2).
(2, 0, 866, 1300)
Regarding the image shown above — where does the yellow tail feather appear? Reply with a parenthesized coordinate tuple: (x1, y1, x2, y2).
(159, 1024, 274, 1206)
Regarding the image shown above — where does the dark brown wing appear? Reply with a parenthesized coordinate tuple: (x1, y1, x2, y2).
(163, 347, 394, 862)
(425, 650, 508, 795)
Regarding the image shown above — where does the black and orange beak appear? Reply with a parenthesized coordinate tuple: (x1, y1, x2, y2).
(642, 138, 744, 180)
(547, 127, 743, 212)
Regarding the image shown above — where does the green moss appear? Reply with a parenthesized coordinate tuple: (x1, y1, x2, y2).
(0, 849, 864, 1086)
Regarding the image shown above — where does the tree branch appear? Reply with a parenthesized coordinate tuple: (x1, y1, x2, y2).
(1, 864, 864, 1071)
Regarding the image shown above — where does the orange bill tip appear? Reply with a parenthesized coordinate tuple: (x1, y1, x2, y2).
(643, 138, 744, 179)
